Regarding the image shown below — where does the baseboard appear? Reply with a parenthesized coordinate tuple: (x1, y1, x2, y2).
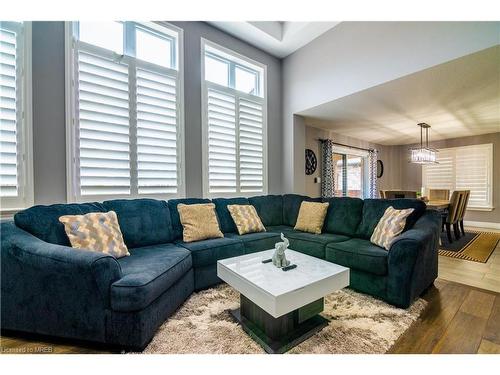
(464, 220, 500, 230)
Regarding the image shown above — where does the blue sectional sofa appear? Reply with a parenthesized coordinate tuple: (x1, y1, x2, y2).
(0, 194, 440, 350)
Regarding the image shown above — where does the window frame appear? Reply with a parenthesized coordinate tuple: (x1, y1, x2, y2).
(65, 21, 185, 202)
(0, 21, 33, 213)
(422, 143, 494, 211)
(331, 145, 369, 199)
(201, 38, 268, 198)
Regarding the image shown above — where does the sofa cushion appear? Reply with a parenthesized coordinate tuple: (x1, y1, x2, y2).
(212, 197, 250, 233)
(167, 198, 211, 240)
(326, 238, 388, 276)
(14, 202, 106, 246)
(322, 197, 364, 236)
(294, 201, 329, 234)
(111, 243, 192, 312)
(226, 232, 281, 254)
(103, 199, 173, 248)
(177, 203, 224, 242)
(276, 230, 350, 259)
(356, 198, 426, 239)
(248, 195, 283, 226)
(227, 204, 266, 235)
(282, 194, 322, 227)
(176, 237, 245, 268)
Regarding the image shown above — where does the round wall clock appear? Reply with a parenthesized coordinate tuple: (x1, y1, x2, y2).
(305, 149, 317, 175)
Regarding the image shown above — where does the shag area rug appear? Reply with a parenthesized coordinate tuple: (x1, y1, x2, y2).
(143, 284, 427, 354)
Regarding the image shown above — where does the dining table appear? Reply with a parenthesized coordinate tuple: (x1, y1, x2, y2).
(426, 199, 450, 210)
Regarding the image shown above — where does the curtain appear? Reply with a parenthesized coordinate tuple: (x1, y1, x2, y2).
(320, 139, 335, 198)
(368, 149, 378, 198)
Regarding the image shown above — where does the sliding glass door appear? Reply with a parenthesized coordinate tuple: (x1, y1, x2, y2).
(333, 152, 365, 198)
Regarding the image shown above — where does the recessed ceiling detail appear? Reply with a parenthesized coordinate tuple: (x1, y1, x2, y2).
(300, 46, 500, 145)
(208, 21, 340, 58)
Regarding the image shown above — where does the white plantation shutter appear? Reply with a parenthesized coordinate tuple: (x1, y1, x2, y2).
(455, 145, 492, 208)
(422, 144, 493, 209)
(207, 88, 237, 193)
(0, 22, 32, 210)
(239, 98, 264, 193)
(136, 67, 179, 194)
(67, 22, 183, 201)
(0, 27, 19, 198)
(77, 50, 131, 196)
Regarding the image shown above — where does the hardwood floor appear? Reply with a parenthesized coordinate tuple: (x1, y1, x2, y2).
(1, 278, 499, 354)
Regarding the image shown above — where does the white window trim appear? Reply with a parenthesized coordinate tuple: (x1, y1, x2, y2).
(64, 21, 185, 203)
(201, 38, 268, 198)
(422, 143, 494, 211)
(0, 22, 33, 212)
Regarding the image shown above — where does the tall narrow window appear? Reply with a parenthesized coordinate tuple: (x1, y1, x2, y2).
(66, 22, 184, 201)
(202, 40, 267, 197)
(0, 22, 32, 211)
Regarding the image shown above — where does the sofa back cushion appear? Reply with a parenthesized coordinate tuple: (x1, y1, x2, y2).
(167, 198, 211, 240)
(103, 199, 173, 248)
(212, 197, 250, 233)
(14, 202, 106, 246)
(356, 198, 426, 239)
(282, 194, 322, 227)
(322, 197, 364, 236)
(248, 195, 283, 226)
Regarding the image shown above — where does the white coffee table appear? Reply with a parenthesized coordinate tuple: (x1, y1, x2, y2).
(217, 249, 349, 353)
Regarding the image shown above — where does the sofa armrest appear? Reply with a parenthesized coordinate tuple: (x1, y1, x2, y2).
(386, 210, 440, 307)
(1, 221, 122, 307)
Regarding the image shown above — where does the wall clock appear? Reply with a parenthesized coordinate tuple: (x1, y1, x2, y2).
(305, 149, 317, 175)
(377, 160, 384, 178)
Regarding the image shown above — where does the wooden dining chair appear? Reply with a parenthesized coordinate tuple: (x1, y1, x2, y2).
(428, 189, 450, 201)
(384, 190, 417, 199)
(380, 190, 386, 199)
(457, 190, 470, 236)
(443, 191, 466, 243)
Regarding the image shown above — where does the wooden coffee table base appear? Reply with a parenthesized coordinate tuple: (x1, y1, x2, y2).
(230, 294, 328, 354)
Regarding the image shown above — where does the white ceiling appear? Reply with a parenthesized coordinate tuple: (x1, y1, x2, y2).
(208, 21, 340, 58)
(299, 46, 500, 145)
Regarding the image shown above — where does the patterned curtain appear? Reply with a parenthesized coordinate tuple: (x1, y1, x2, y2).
(320, 139, 335, 198)
(368, 149, 378, 198)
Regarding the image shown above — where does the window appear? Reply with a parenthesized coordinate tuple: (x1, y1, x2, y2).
(65, 22, 184, 201)
(333, 152, 366, 198)
(201, 40, 267, 197)
(0, 22, 33, 211)
(422, 144, 493, 210)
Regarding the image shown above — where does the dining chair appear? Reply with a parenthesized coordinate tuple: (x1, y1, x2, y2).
(457, 190, 470, 236)
(443, 191, 466, 243)
(428, 189, 450, 201)
(380, 190, 386, 198)
(384, 190, 417, 199)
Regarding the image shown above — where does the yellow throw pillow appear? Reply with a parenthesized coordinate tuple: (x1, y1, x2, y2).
(371, 206, 415, 250)
(227, 204, 266, 235)
(59, 211, 130, 258)
(294, 201, 329, 234)
(177, 203, 224, 243)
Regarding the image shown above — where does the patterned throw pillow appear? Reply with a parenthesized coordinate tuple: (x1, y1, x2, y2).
(294, 201, 330, 234)
(177, 203, 224, 243)
(227, 204, 266, 235)
(371, 206, 415, 250)
(59, 211, 130, 258)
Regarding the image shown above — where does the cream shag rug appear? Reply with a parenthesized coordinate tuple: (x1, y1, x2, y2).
(143, 284, 426, 354)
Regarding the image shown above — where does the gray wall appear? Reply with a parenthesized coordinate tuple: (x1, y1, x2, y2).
(31, 21, 283, 204)
(282, 22, 500, 195)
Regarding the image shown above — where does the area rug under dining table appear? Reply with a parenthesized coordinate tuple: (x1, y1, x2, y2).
(142, 284, 427, 354)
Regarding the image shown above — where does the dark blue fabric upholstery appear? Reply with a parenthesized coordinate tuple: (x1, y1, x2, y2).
(167, 198, 211, 240)
(282, 194, 322, 226)
(193, 264, 222, 291)
(176, 237, 244, 268)
(325, 238, 388, 276)
(322, 197, 364, 236)
(103, 199, 174, 248)
(212, 197, 250, 233)
(248, 195, 283, 226)
(356, 198, 427, 239)
(111, 244, 192, 312)
(278, 230, 350, 259)
(226, 232, 281, 254)
(14, 202, 105, 246)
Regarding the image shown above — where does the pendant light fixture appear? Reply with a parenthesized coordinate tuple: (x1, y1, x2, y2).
(409, 123, 438, 164)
